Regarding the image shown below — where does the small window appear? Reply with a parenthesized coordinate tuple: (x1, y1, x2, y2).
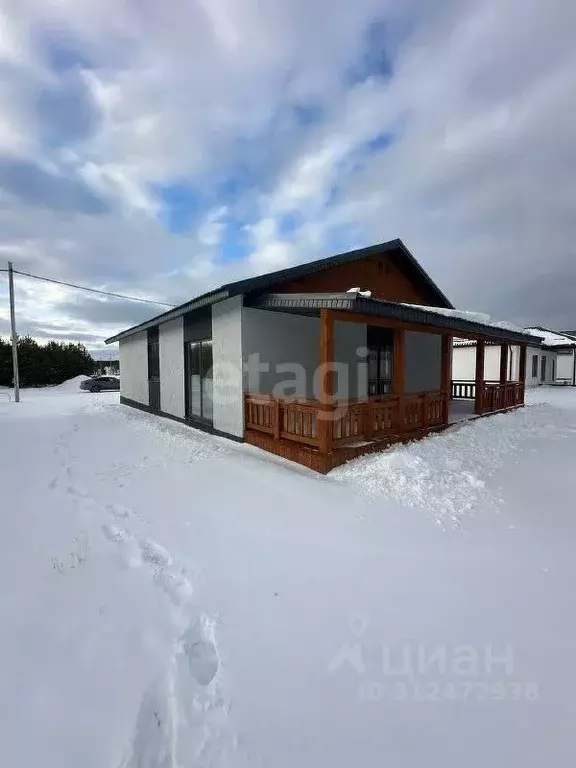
(531, 354, 538, 378)
(148, 341, 160, 380)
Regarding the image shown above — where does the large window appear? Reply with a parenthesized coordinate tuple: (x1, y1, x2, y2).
(531, 354, 538, 378)
(367, 327, 393, 396)
(186, 340, 213, 423)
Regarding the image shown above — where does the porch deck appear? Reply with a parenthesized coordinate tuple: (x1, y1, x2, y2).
(448, 399, 476, 424)
(240, 296, 532, 473)
(244, 380, 524, 473)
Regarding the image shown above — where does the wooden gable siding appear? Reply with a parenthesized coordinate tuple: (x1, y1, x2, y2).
(270, 253, 434, 305)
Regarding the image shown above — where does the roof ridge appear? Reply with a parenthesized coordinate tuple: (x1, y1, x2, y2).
(106, 239, 452, 344)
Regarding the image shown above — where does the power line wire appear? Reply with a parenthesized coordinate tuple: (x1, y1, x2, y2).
(8, 268, 176, 307)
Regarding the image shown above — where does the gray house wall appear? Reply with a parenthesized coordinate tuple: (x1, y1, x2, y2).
(241, 308, 367, 399)
(159, 317, 185, 419)
(119, 304, 445, 438)
(334, 321, 368, 398)
(212, 296, 244, 438)
(119, 331, 149, 405)
(404, 331, 442, 393)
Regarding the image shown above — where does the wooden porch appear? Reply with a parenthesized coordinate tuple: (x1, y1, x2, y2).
(451, 379, 525, 415)
(245, 390, 450, 473)
(243, 311, 529, 474)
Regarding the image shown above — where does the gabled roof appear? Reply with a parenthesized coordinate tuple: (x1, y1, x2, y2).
(523, 326, 576, 349)
(105, 239, 452, 344)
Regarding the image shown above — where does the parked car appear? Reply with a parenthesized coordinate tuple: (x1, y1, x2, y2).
(80, 375, 120, 393)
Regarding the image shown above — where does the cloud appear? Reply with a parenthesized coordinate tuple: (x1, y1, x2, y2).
(56, 297, 159, 327)
(0, 156, 110, 213)
(0, 0, 574, 354)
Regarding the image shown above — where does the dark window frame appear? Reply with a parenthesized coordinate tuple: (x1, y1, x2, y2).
(184, 338, 213, 424)
(147, 340, 160, 381)
(531, 354, 538, 378)
(367, 326, 394, 396)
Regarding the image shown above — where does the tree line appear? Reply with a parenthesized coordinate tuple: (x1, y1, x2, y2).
(0, 336, 94, 387)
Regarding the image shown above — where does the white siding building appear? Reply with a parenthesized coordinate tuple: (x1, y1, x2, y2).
(452, 328, 576, 388)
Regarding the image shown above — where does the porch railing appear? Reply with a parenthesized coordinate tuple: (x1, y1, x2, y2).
(245, 391, 448, 452)
(451, 379, 524, 412)
(479, 382, 524, 414)
(451, 380, 477, 400)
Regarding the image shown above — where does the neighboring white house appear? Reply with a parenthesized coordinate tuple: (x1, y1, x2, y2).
(452, 327, 576, 387)
(524, 328, 576, 386)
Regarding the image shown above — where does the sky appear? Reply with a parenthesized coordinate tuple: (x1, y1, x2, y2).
(0, 0, 574, 357)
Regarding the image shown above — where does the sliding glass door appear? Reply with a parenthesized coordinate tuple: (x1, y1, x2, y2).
(185, 340, 213, 423)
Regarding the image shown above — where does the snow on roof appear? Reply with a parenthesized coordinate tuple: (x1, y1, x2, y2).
(453, 326, 576, 349)
(524, 327, 576, 348)
(402, 304, 535, 337)
(453, 338, 495, 347)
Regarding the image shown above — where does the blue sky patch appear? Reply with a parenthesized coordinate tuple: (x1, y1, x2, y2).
(292, 103, 323, 127)
(153, 182, 203, 234)
(45, 39, 92, 73)
(363, 131, 395, 154)
(276, 211, 302, 238)
(346, 19, 393, 85)
(216, 219, 252, 264)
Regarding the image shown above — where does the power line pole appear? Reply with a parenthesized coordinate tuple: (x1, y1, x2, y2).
(8, 262, 20, 402)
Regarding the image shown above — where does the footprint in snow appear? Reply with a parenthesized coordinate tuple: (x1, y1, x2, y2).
(178, 618, 219, 686)
(118, 616, 227, 768)
(106, 503, 132, 520)
(100, 524, 193, 606)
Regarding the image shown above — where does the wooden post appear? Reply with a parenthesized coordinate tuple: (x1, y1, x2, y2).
(422, 393, 429, 428)
(500, 344, 508, 385)
(441, 334, 452, 423)
(318, 309, 334, 458)
(273, 398, 281, 440)
(363, 403, 373, 441)
(474, 340, 485, 415)
(518, 345, 527, 405)
(393, 329, 405, 428)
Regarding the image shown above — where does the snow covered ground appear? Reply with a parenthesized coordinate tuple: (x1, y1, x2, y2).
(1, 383, 575, 767)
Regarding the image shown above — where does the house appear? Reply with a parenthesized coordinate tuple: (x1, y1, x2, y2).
(453, 327, 576, 388)
(524, 328, 576, 386)
(105, 239, 541, 473)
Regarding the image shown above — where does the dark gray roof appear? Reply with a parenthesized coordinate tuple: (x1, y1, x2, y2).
(250, 293, 543, 346)
(105, 239, 451, 344)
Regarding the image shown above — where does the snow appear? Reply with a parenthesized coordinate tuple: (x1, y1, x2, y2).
(454, 328, 576, 348)
(524, 327, 576, 348)
(53, 374, 91, 391)
(402, 303, 540, 337)
(1, 382, 576, 766)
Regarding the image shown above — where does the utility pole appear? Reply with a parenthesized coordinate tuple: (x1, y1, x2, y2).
(8, 262, 20, 402)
